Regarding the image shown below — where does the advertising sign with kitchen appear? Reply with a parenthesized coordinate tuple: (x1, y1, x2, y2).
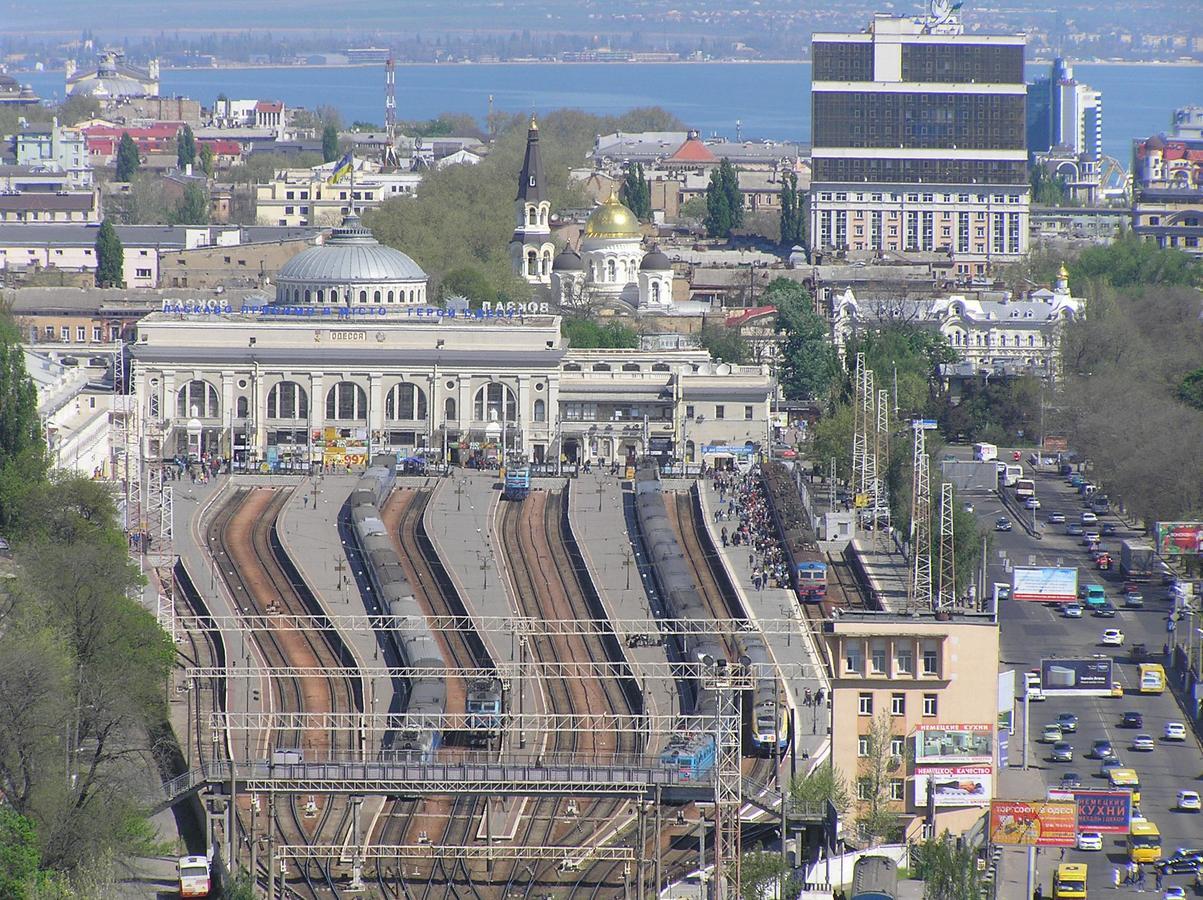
(913, 724, 993, 764)
(1047, 789, 1132, 834)
(913, 766, 992, 807)
(1012, 566, 1079, 602)
(1039, 657, 1114, 696)
(1155, 522, 1203, 557)
(989, 800, 1077, 847)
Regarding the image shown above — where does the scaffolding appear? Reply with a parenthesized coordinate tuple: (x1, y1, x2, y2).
(936, 481, 956, 610)
(909, 420, 933, 611)
(704, 659, 754, 900)
(145, 463, 177, 639)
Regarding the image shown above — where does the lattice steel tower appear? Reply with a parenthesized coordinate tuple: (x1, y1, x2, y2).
(909, 420, 933, 610)
(937, 481, 956, 610)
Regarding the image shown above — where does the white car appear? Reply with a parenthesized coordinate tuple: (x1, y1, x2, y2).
(1164, 722, 1187, 741)
(1163, 887, 1187, 900)
(1025, 496, 1041, 509)
(1042, 723, 1064, 743)
(1177, 790, 1201, 811)
(1081, 511, 1098, 525)
(1101, 628, 1125, 646)
(1077, 831, 1103, 851)
(1132, 734, 1155, 752)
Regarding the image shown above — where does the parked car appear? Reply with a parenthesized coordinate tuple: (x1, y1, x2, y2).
(1121, 711, 1144, 729)
(1164, 722, 1187, 741)
(1047, 511, 1066, 524)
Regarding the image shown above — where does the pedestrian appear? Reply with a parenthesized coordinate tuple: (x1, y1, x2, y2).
(303, 495, 310, 509)
(804, 687, 813, 706)
(1112, 866, 1120, 888)
(1155, 870, 1163, 890)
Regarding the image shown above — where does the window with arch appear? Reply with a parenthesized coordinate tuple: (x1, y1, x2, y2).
(359, 290, 368, 303)
(540, 207, 548, 225)
(474, 382, 516, 422)
(444, 397, 457, 421)
(650, 282, 661, 304)
(1028, 335, 1035, 347)
(592, 363, 611, 372)
(541, 250, 551, 276)
(528, 207, 537, 226)
(267, 381, 309, 419)
(533, 398, 546, 422)
(651, 362, 670, 372)
(387, 290, 394, 302)
(622, 363, 640, 372)
(325, 382, 368, 420)
(304, 289, 311, 303)
(527, 250, 538, 277)
(385, 382, 427, 420)
(293, 288, 300, 303)
(606, 259, 616, 281)
(316, 289, 324, 303)
(236, 396, 249, 418)
(176, 380, 219, 418)
(371, 290, 380, 303)
(620, 259, 629, 280)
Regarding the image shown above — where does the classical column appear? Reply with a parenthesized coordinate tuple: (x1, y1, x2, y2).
(220, 370, 235, 459)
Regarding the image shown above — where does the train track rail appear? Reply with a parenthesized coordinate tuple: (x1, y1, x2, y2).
(207, 486, 360, 899)
(497, 490, 639, 897)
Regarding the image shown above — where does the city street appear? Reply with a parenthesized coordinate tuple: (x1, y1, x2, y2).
(970, 456, 1203, 897)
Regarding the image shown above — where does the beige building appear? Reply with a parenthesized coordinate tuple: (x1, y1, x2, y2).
(254, 166, 422, 227)
(820, 609, 1000, 842)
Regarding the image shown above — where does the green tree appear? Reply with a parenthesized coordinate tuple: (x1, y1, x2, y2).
(0, 314, 46, 530)
(703, 158, 743, 238)
(698, 322, 750, 364)
(93, 220, 124, 287)
(169, 182, 211, 226)
(438, 265, 500, 306)
(322, 124, 340, 163)
(740, 849, 802, 900)
(1029, 165, 1070, 207)
(114, 132, 140, 182)
(561, 318, 640, 349)
(770, 279, 836, 400)
(855, 710, 903, 844)
(778, 170, 806, 247)
(1178, 367, 1203, 412)
(914, 831, 986, 900)
(678, 195, 708, 222)
(176, 124, 196, 170)
(198, 142, 216, 178)
(621, 162, 652, 220)
(1070, 231, 1201, 291)
(0, 808, 40, 900)
(789, 760, 851, 817)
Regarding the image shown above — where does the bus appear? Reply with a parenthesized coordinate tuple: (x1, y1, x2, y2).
(1015, 478, 1036, 499)
(1053, 862, 1088, 899)
(176, 855, 211, 898)
(973, 442, 998, 462)
(1127, 819, 1161, 863)
(1107, 768, 1141, 807)
(1138, 663, 1166, 695)
(851, 854, 898, 900)
(1000, 464, 1023, 488)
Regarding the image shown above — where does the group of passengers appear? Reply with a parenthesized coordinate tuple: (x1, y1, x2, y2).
(710, 467, 790, 591)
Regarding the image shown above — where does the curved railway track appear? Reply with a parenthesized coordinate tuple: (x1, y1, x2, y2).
(497, 490, 639, 898)
(372, 485, 496, 899)
(206, 486, 360, 899)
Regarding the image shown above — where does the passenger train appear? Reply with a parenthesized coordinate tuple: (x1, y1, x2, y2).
(633, 461, 791, 759)
(761, 461, 828, 604)
(348, 455, 503, 756)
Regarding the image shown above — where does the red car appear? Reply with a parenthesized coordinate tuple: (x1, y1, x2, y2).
(1012, 450, 1022, 461)
(1096, 554, 1112, 571)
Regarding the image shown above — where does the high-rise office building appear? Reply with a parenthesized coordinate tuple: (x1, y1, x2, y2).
(809, 9, 1029, 275)
(1027, 58, 1103, 161)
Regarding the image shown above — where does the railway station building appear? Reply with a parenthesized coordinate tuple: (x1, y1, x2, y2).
(130, 215, 775, 470)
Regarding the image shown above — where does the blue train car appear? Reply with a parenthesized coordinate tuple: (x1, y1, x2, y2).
(851, 855, 898, 900)
(503, 466, 531, 501)
(795, 559, 828, 602)
(660, 734, 717, 781)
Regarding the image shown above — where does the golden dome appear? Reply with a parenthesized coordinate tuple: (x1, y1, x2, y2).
(584, 190, 641, 239)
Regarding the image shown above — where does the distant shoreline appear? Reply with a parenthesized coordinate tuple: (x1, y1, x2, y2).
(11, 56, 1201, 76)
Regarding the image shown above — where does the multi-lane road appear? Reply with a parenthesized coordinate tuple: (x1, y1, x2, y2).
(969, 454, 1202, 897)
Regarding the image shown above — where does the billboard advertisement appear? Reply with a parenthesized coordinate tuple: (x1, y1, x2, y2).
(913, 766, 992, 808)
(989, 800, 1077, 847)
(1155, 522, 1203, 557)
(1039, 657, 1114, 696)
(1047, 789, 1132, 834)
(1012, 567, 1079, 603)
(913, 724, 993, 764)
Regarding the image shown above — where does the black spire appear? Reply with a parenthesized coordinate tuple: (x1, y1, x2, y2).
(516, 114, 546, 204)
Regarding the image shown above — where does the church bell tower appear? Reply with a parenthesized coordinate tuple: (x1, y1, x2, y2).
(509, 115, 554, 285)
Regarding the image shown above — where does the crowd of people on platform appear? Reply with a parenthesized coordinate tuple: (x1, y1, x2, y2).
(709, 467, 791, 592)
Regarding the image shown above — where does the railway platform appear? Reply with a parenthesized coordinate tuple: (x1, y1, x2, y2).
(694, 480, 832, 772)
(847, 536, 910, 612)
(567, 472, 678, 744)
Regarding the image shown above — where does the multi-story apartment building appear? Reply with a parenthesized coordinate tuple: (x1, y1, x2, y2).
(254, 166, 422, 227)
(821, 609, 1000, 841)
(810, 12, 1029, 276)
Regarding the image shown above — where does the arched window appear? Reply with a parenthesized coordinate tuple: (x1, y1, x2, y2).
(293, 289, 300, 303)
(236, 396, 249, 418)
(650, 282, 661, 304)
(325, 382, 368, 421)
(473, 382, 516, 423)
(541, 250, 551, 276)
(385, 382, 428, 420)
(304, 289, 311, 303)
(359, 290, 367, 303)
(527, 250, 538, 277)
(176, 380, 219, 418)
(592, 363, 611, 372)
(651, 363, 670, 372)
(606, 259, 616, 281)
(533, 399, 546, 422)
(1028, 334, 1035, 347)
(387, 290, 394, 302)
(528, 207, 537, 226)
(444, 397, 457, 420)
(540, 207, 548, 225)
(620, 259, 628, 280)
(267, 381, 309, 419)
(316, 289, 324, 303)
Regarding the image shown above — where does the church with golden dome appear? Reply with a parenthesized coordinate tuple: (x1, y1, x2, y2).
(511, 119, 674, 311)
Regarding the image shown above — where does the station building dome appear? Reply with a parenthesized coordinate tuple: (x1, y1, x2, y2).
(274, 214, 429, 307)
